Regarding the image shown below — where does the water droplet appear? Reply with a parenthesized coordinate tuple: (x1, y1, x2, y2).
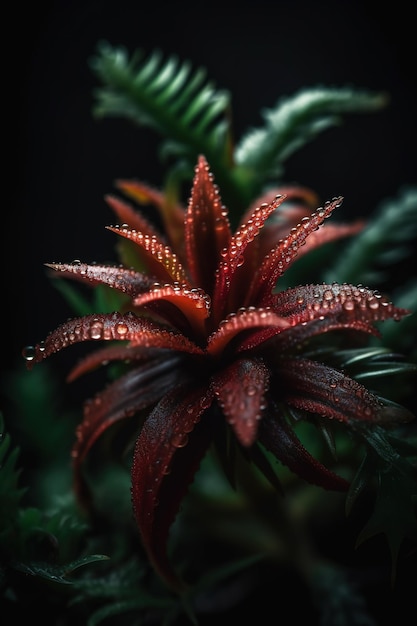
(22, 345, 36, 361)
(115, 321, 129, 336)
(343, 300, 355, 311)
(172, 433, 189, 448)
(90, 319, 104, 339)
(367, 298, 379, 310)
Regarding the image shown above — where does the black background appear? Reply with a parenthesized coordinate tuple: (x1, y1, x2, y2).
(8, 0, 416, 370)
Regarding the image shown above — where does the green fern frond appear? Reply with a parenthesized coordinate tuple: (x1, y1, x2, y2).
(90, 43, 391, 220)
(90, 42, 232, 174)
(234, 86, 388, 185)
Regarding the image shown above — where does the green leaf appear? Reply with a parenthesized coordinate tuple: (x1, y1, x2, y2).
(347, 426, 417, 582)
(52, 278, 96, 316)
(13, 554, 109, 585)
(235, 86, 388, 185)
(2, 364, 73, 465)
(353, 361, 417, 381)
(90, 44, 390, 221)
(90, 42, 232, 173)
(52, 278, 128, 317)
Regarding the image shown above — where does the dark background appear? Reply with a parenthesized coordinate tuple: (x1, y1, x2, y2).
(7, 0, 417, 369)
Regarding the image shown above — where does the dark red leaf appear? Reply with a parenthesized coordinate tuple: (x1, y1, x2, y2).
(107, 224, 189, 285)
(212, 358, 270, 446)
(25, 312, 203, 367)
(206, 307, 289, 356)
(45, 262, 154, 298)
(131, 383, 215, 590)
(184, 155, 232, 295)
(246, 196, 343, 305)
(258, 410, 349, 491)
(278, 357, 388, 424)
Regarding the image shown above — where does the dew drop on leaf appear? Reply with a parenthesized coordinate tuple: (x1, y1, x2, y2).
(22, 345, 36, 361)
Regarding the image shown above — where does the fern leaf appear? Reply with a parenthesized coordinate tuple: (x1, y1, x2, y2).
(90, 44, 392, 219)
(90, 42, 232, 170)
(235, 86, 388, 184)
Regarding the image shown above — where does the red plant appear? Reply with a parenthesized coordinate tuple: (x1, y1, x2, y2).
(24, 155, 411, 590)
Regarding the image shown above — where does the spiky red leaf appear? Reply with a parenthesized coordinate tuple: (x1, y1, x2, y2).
(131, 383, 215, 590)
(45, 262, 154, 298)
(105, 194, 162, 239)
(184, 155, 232, 294)
(107, 225, 190, 285)
(206, 307, 289, 356)
(115, 178, 186, 254)
(278, 357, 404, 424)
(272, 283, 410, 324)
(246, 196, 343, 305)
(133, 282, 210, 338)
(258, 411, 349, 491)
(212, 358, 269, 447)
(67, 344, 150, 381)
(73, 357, 180, 460)
(211, 193, 287, 322)
(25, 312, 203, 367)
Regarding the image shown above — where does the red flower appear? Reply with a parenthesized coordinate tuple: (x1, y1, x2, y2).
(24, 155, 411, 590)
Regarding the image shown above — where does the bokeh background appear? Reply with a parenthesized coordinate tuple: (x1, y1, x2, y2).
(8, 0, 416, 375)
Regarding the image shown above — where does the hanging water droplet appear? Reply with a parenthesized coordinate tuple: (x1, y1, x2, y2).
(22, 345, 36, 361)
(172, 433, 189, 448)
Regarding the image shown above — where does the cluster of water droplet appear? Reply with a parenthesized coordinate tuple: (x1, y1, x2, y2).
(107, 224, 186, 284)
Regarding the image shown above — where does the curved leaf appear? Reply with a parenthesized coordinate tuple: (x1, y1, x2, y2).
(235, 86, 388, 183)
